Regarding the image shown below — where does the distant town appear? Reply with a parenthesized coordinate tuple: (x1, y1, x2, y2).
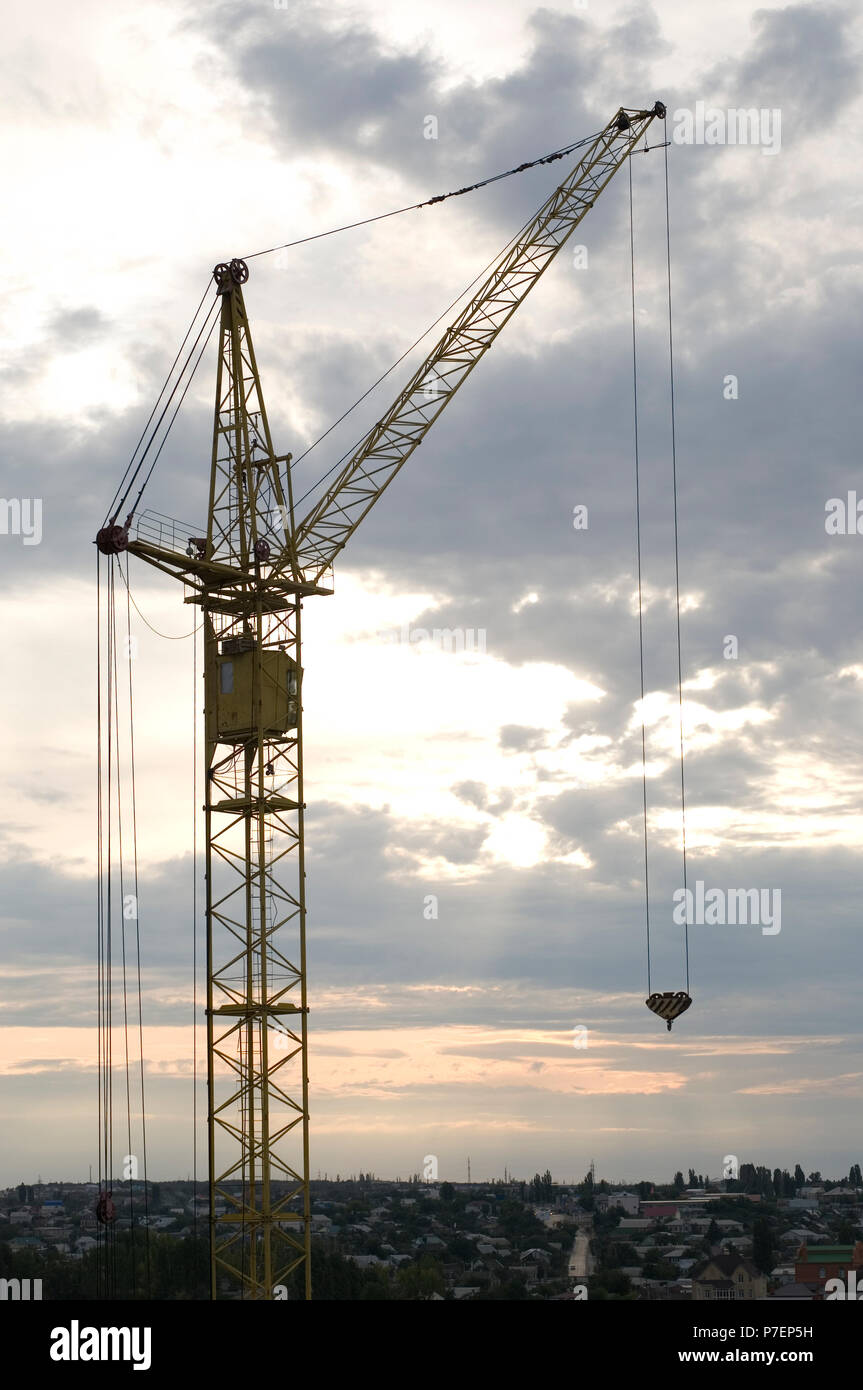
(2, 1163, 861, 1300)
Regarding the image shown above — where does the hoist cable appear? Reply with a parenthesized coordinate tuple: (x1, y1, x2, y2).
(109, 128, 605, 526)
(123, 554, 152, 1294)
(97, 556, 118, 1298)
(259, 132, 605, 508)
(102, 559, 116, 1296)
(111, 576, 136, 1296)
(103, 282, 212, 526)
(241, 128, 606, 262)
(291, 199, 543, 509)
(96, 554, 153, 1297)
(628, 160, 652, 997)
(126, 302, 221, 521)
(115, 563, 202, 640)
(108, 561, 115, 1294)
(663, 120, 690, 994)
(109, 296, 219, 526)
(192, 600, 199, 1255)
(96, 554, 106, 1297)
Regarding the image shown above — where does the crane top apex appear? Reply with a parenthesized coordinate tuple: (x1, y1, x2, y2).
(214, 258, 250, 293)
(618, 101, 666, 129)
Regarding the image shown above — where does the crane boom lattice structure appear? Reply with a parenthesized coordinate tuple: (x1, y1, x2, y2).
(96, 102, 666, 1300)
(196, 265, 330, 1300)
(285, 107, 665, 584)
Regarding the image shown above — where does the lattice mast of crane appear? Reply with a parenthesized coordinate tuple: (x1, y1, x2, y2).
(96, 103, 667, 1301)
(198, 263, 319, 1300)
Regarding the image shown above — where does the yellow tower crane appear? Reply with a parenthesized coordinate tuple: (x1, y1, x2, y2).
(97, 102, 667, 1300)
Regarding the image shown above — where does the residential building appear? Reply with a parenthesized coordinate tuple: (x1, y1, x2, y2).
(639, 1202, 679, 1220)
(691, 1253, 767, 1301)
(769, 1282, 818, 1300)
(794, 1241, 863, 1294)
(596, 1191, 640, 1216)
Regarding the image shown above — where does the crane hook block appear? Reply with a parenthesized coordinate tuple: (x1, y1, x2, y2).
(646, 991, 692, 1031)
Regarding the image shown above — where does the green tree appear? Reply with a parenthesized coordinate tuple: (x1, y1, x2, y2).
(592, 1269, 631, 1296)
(579, 1168, 595, 1212)
(448, 1235, 475, 1262)
(480, 1275, 530, 1301)
(497, 1200, 545, 1245)
(289, 1247, 371, 1300)
(396, 1257, 445, 1300)
(529, 1170, 554, 1202)
(752, 1217, 774, 1274)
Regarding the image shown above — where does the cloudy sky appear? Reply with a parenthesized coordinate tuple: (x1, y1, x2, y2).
(1, 0, 862, 1190)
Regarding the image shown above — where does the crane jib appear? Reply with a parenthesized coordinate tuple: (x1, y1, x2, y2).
(281, 103, 667, 586)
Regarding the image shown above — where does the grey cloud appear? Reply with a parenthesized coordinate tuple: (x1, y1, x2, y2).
(498, 726, 550, 752)
(734, 3, 858, 128)
(47, 307, 111, 347)
(3, 0, 863, 1179)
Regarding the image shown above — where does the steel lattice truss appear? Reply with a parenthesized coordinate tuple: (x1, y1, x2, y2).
(286, 107, 662, 586)
(113, 103, 665, 1300)
(205, 601, 309, 1299)
(206, 285, 297, 580)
